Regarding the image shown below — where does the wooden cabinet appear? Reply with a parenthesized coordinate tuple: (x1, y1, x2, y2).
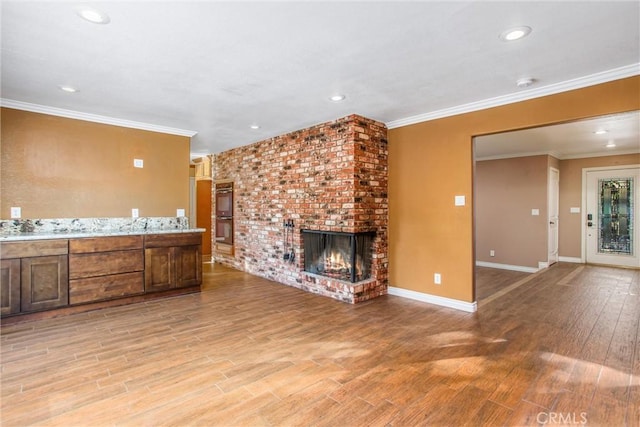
(21, 255, 69, 312)
(144, 233, 202, 292)
(69, 236, 144, 304)
(0, 240, 69, 316)
(1, 232, 202, 320)
(1, 259, 21, 315)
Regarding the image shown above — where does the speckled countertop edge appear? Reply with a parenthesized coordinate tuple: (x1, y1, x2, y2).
(0, 228, 206, 242)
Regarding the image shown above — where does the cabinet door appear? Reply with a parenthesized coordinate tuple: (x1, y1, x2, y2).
(21, 255, 69, 312)
(175, 245, 202, 288)
(144, 247, 175, 292)
(1, 259, 21, 316)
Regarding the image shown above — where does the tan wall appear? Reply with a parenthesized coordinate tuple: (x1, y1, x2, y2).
(1, 108, 191, 219)
(475, 155, 549, 268)
(559, 153, 640, 258)
(388, 76, 640, 303)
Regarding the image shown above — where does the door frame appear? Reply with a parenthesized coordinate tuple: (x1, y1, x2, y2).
(548, 167, 560, 266)
(581, 164, 640, 264)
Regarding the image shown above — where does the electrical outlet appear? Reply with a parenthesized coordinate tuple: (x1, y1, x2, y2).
(434, 273, 442, 285)
(10, 207, 21, 219)
(177, 208, 185, 217)
(490, 250, 495, 257)
(133, 159, 144, 168)
(132, 208, 139, 218)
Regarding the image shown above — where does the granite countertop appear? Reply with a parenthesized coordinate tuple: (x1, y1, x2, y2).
(0, 228, 206, 242)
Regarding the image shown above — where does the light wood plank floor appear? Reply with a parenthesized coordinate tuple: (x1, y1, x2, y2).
(1, 262, 638, 426)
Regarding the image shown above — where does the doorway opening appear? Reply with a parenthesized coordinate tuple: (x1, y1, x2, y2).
(473, 111, 640, 304)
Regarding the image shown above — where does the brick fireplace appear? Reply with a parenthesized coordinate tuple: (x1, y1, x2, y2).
(211, 114, 388, 303)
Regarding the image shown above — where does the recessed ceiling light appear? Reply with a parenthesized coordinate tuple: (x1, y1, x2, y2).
(500, 26, 532, 41)
(76, 7, 110, 24)
(329, 94, 346, 102)
(594, 129, 608, 135)
(250, 124, 260, 130)
(58, 85, 78, 93)
(516, 77, 534, 88)
(606, 141, 616, 148)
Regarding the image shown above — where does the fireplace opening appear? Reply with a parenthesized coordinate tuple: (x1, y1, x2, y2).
(302, 230, 375, 283)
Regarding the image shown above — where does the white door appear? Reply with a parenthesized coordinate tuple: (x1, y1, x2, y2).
(548, 167, 559, 266)
(585, 167, 640, 268)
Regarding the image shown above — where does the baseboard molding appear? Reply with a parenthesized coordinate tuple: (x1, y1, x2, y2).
(475, 261, 539, 273)
(559, 256, 583, 263)
(387, 286, 477, 313)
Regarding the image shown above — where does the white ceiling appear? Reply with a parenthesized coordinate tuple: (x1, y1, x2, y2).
(2, 1, 639, 158)
(476, 111, 640, 161)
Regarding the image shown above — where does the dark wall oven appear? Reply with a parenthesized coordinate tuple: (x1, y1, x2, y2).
(215, 182, 233, 245)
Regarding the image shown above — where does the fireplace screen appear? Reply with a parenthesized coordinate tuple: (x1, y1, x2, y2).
(302, 230, 374, 283)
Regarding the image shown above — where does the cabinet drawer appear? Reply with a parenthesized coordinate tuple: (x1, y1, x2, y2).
(69, 250, 143, 279)
(1, 240, 68, 259)
(69, 271, 144, 304)
(144, 233, 202, 248)
(70, 235, 143, 253)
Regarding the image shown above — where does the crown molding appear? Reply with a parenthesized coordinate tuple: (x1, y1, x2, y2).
(386, 63, 640, 129)
(0, 99, 198, 137)
(475, 148, 640, 162)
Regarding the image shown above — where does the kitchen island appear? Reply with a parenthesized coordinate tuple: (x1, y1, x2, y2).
(0, 217, 205, 323)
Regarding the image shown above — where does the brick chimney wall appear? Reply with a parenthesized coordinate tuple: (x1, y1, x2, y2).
(212, 114, 388, 303)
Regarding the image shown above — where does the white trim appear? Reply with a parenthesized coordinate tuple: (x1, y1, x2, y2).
(559, 256, 583, 263)
(476, 150, 563, 162)
(1, 99, 198, 137)
(558, 149, 640, 160)
(388, 286, 477, 313)
(476, 261, 539, 273)
(548, 167, 560, 267)
(476, 148, 640, 162)
(387, 63, 640, 129)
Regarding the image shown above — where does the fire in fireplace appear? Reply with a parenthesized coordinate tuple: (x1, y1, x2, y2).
(302, 230, 375, 283)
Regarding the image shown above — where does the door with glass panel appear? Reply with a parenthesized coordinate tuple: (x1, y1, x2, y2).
(585, 167, 639, 268)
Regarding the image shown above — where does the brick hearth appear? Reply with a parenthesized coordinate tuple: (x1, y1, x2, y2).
(211, 114, 388, 303)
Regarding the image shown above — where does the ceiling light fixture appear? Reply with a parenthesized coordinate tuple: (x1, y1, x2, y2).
(329, 94, 346, 102)
(500, 26, 532, 41)
(76, 7, 111, 24)
(58, 85, 78, 93)
(594, 129, 608, 135)
(606, 141, 616, 148)
(250, 124, 260, 130)
(516, 77, 534, 88)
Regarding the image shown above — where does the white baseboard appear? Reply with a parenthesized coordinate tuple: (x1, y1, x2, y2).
(475, 261, 539, 273)
(387, 286, 477, 313)
(559, 256, 583, 263)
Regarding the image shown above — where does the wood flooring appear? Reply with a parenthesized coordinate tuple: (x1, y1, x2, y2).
(1, 262, 638, 426)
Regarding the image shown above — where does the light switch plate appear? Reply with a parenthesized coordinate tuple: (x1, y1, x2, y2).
(10, 207, 21, 219)
(133, 159, 144, 168)
(570, 207, 581, 213)
(531, 209, 540, 216)
(177, 208, 185, 217)
(454, 195, 465, 206)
